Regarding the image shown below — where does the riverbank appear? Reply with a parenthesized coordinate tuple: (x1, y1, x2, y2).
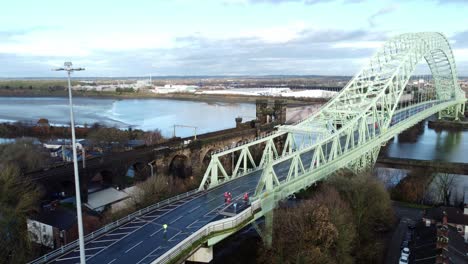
(0, 85, 325, 105)
(427, 118, 468, 130)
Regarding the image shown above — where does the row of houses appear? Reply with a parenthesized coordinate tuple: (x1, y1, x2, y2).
(412, 187, 468, 263)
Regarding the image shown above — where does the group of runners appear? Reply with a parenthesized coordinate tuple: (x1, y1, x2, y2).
(224, 191, 249, 204)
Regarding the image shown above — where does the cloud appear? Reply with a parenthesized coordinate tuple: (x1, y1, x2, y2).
(367, 4, 399, 27)
(223, 0, 363, 5)
(451, 30, 468, 48)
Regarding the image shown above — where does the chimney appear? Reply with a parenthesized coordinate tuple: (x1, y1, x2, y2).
(442, 211, 448, 225)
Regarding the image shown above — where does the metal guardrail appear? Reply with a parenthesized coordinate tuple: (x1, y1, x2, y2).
(29, 189, 199, 264)
(153, 200, 262, 264)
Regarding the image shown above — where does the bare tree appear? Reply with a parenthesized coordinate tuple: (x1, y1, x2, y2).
(434, 173, 456, 206)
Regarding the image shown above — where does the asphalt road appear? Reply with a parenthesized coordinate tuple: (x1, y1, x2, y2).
(47, 101, 439, 264)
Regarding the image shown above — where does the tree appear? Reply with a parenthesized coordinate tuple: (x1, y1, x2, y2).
(328, 171, 394, 263)
(87, 127, 129, 151)
(434, 173, 455, 206)
(141, 129, 164, 145)
(258, 200, 339, 264)
(0, 164, 42, 263)
(0, 139, 48, 173)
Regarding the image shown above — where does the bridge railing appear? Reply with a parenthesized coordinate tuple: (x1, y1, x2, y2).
(211, 131, 279, 155)
(153, 200, 262, 264)
(28, 189, 199, 264)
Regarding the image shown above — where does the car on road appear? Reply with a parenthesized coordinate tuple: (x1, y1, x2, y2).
(399, 254, 409, 264)
(401, 240, 409, 250)
(401, 247, 410, 258)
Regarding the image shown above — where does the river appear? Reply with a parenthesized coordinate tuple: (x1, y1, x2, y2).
(383, 120, 468, 163)
(0, 97, 255, 137)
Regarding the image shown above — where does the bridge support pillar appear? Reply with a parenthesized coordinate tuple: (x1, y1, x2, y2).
(186, 246, 213, 263)
(264, 210, 273, 247)
(438, 103, 465, 121)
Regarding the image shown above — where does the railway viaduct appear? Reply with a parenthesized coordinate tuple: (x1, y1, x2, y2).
(26, 100, 287, 202)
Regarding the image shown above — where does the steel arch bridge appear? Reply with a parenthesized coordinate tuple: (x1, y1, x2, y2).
(199, 32, 466, 205)
(29, 32, 467, 264)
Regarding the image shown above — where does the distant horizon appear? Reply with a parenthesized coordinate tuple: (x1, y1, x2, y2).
(1, 74, 467, 80)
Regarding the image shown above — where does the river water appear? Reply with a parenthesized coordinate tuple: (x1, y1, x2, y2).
(383, 120, 468, 163)
(0, 97, 255, 137)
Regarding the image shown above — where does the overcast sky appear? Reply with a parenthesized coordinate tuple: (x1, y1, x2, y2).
(0, 0, 467, 77)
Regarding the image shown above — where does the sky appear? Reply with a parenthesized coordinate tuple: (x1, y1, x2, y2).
(0, 0, 468, 77)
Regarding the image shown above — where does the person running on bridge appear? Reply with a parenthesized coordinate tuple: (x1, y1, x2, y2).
(163, 224, 168, 233)
(224, 192, 229, 202)
(226, 196, 232, 204)
(243, 192, 249, 203)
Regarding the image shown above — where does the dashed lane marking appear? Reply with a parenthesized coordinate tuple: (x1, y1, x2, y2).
(168, 231, 181, 242)
(188, 205, 201, 213)
(125, 240, 143, 254)
(150, 228, 163, 237)
(170, 215, 183, 224)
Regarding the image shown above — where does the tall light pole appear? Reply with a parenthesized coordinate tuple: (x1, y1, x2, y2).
(53, 62, 86, 264)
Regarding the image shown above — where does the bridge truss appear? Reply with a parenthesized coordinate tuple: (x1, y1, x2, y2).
(199, 32, 466, 203)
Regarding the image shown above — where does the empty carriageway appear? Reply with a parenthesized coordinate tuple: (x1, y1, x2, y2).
(30, 32, 466, 264)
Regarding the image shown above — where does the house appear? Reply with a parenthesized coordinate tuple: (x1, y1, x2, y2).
(423, 187, 468, 244)
(27, 205, 77, 249)
(84, 187, 130, 213)
(422, 206, 468, 243)
(413, 213, 468, 263)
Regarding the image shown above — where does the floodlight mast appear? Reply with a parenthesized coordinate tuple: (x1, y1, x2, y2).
(52, 62, 86, 264)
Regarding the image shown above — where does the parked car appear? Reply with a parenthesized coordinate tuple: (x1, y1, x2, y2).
(405, 231, 413, 242)
(401, 240, 409, 249)
(399, 254, 409, 264)
(401, 247, 410, 258)
(408, 221, 416, 230)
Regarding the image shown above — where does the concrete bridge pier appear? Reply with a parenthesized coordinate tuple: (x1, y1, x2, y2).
(186, 246, 213, 263)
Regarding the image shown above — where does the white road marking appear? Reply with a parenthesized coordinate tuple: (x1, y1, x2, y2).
(135, 246, 162, 264)
(56, 255, 92, 261)
(188, 205, 201, 213)
(150, 228, 163, 237)
(205, 196, 218, 203)
(107, 259, 117, 264)
(125, 240, 143, 254)
(170, 215, 183, 224)
(74, 246, 105, 251)
(186, 219, 199, 228)
(105, 232, 130, 236)
(119, 226, 140, 229)
(168, 231, 181, 242)
(91, 239, 118, 243)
